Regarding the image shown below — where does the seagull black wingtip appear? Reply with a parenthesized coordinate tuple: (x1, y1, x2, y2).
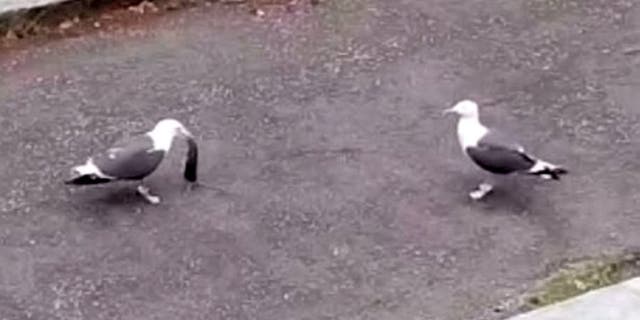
(64, 174, 112, 185)
(552, 167, 569, 180)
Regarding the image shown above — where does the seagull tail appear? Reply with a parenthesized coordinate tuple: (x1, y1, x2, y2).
(528, 159, 568, 180)
(64, 162, 114, 185)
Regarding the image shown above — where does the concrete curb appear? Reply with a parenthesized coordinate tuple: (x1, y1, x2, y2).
(508, 277, 640, 320)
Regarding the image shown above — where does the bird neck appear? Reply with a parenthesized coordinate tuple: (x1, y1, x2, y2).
(457, 116, 487, 150)
(147, 129, 176, 152)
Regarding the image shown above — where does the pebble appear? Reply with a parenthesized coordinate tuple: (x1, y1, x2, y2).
(5, 30, 18, 40)
(251, 8, 265, 17)
(59, 20, 74, 30)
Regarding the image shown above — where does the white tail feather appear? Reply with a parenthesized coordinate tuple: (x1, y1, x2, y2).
(528, 158, 568, 180)
(529, 159, 556, 174)
(72, 159, 111, 178)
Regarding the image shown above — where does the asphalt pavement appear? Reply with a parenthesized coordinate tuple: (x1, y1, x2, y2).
(1, 0, 639, 319)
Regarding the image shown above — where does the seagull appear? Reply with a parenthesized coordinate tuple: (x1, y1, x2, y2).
(65, 118, 198, 204)
(444, 100, 568, 200)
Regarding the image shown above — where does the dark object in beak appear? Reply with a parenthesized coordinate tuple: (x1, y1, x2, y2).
(184, 137, 198, 182)
(64, 173, 112, 185)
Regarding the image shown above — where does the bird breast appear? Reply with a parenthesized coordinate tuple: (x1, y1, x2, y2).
(457, 118, 488, 150)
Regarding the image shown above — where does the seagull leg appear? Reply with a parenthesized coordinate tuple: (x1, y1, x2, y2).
(136, 184, 161, 204)
(469, 182, 494, 201)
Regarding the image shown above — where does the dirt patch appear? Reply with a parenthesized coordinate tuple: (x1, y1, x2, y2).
(0, 0, 317, 48)
(521, 251, 640, 311)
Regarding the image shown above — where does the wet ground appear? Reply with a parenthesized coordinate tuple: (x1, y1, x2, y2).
(1, 0, 640, 319)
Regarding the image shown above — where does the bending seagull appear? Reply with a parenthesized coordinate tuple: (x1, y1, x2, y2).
(65, 118, 198, 204)
(444, 100, 567, 200)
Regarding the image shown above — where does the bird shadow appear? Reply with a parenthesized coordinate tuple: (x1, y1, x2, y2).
(480, 185, 533, 213)
(184, 181, 233, 197)
(471, 177, 537, 214)
(91, 187, 147, 206)
(66, 180, 231, 205)
(62, 186, 151, 228)
(65, 183, 148, 208)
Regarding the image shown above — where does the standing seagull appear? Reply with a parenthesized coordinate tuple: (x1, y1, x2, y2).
(65, 118, 198, 204)
(444, 100, 567, 200)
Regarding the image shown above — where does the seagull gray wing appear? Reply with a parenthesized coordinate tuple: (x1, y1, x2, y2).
(92, 135, 165, 180)
(465, 129, 535, 174)
(478, 129, 526, 152)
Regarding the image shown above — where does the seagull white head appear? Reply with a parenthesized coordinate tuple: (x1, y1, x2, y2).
(147, 118, 193, 151)
(152, 118, 193, 138)
(443, 100, 479, 119)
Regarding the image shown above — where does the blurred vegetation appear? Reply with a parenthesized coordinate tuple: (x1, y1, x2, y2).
(0, 0, 304, 42)
(523, 251, 640, 310)
(2, 0, 144, 39)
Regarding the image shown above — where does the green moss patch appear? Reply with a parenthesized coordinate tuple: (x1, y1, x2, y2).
(523, 252, 640, 310)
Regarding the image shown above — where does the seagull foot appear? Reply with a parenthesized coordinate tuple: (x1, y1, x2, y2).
(469, 183, 493, 201)
(137, 185, 161, 204)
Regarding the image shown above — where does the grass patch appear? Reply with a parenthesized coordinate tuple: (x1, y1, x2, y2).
(523, 251, 640, 310)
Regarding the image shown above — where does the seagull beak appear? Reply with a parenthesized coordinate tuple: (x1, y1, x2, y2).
(184, 135, 198, 182)
(179, 127, 194, 139)
(179, 125, 198, 182)
(442, 108, 455, 116)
